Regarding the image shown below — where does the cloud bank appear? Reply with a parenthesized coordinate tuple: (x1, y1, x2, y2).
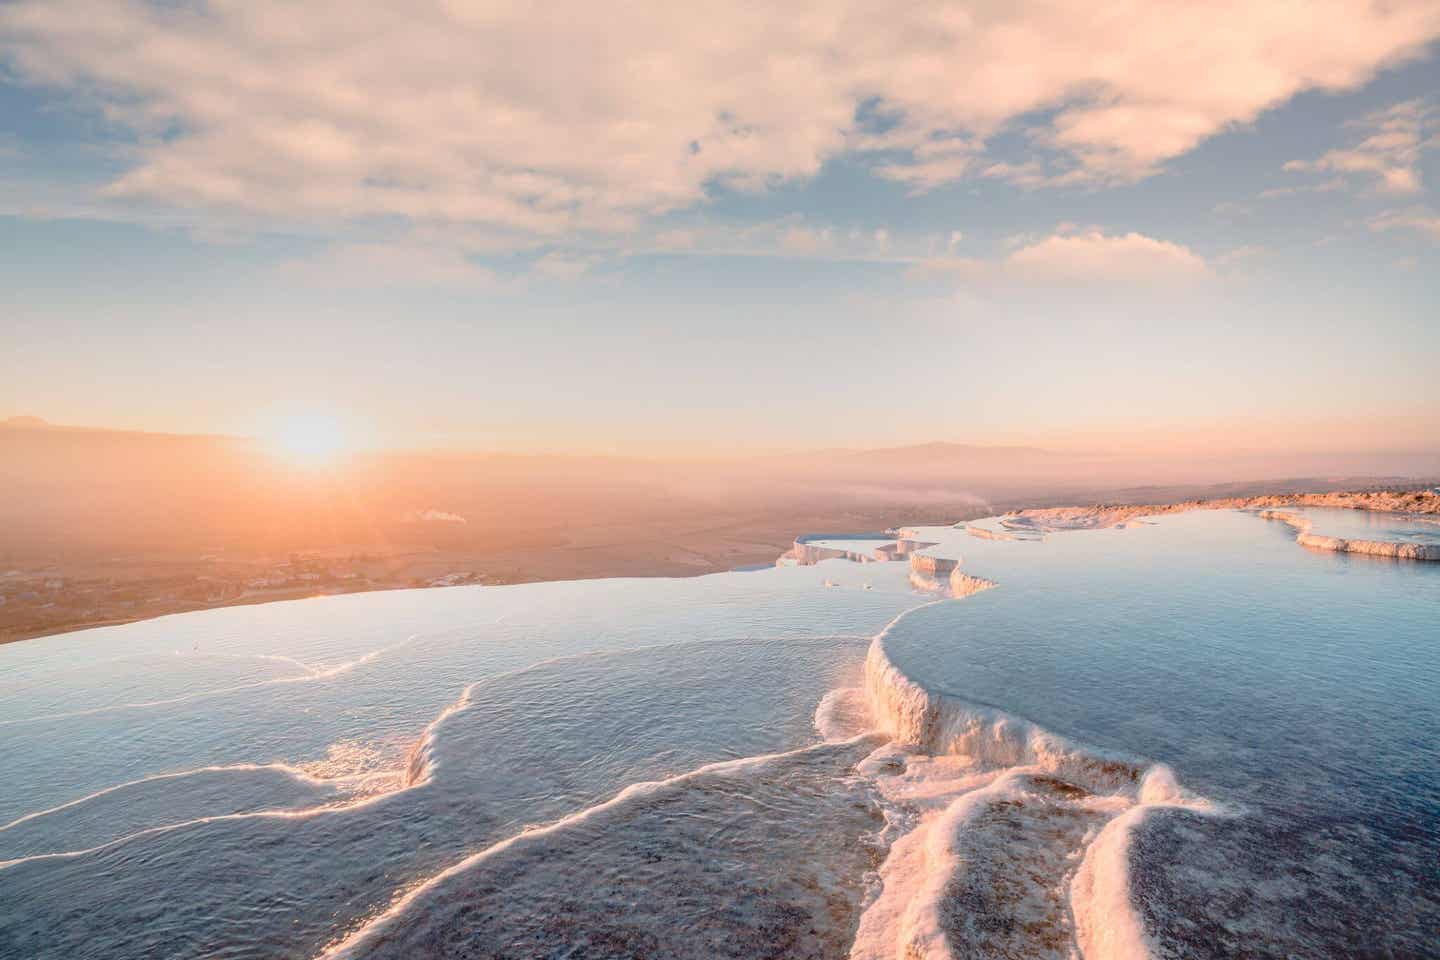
(4, 0, 1438, 235)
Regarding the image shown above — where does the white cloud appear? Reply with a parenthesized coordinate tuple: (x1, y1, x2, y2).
(531, 251, 601, 279)
(905, 256, 986, 282)
(1258, 177, 1347, 199)
(1283, 98, 1435, 195)
(3, 0, 1436, 236)
(1213, 244, 1268, 267)
(1369, 207, 1440, 240)
(909, 229, 1209, 286)
(1004, 230, 1209, 283)
(873, 137, 980, 192)
(780, 226, 834, 254)
(1211, 200, 1255, 220)
(979, 160, 1050, 189)
(277, 239, 495, 287)
(654, 229, 698, 250)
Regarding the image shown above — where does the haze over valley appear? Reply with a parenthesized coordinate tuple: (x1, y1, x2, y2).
(4, 414, 1436, 642)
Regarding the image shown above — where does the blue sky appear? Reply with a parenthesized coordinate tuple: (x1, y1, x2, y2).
(2, 1, 1438, 456)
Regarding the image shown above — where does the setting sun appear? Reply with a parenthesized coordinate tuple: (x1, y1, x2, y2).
(265, 414, 350, 467)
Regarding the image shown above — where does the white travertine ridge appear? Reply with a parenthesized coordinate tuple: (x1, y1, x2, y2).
(1257, 509, 1440, 560)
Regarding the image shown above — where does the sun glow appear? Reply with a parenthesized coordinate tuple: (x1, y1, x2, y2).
(265, 414, 351, 467)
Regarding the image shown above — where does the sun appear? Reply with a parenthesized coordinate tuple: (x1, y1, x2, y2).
(265, 414, 351, 468)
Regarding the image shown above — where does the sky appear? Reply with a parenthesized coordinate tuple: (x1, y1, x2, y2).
(1, 1, 1438, 458)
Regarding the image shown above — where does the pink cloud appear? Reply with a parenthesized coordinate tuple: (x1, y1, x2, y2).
(1004, 231, 1208, 283)
(1369, 207, 1440, 240)
(906, 230, 1209, 286)
(3, 0, 1436, 231)
(1283, 98, 1434, 195)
